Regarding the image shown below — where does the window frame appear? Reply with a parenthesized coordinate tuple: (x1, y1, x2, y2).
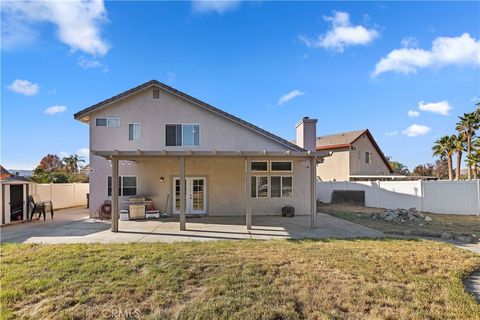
(270, 161, 293, 172)
(107, 175, 138, 197)
(95, 117, 120, 127)
(165, 123, 200, 147)
(251, 175, 269, 198)
(251, 161, 269, 172)
(128, 123, 141, 141)
(270, 175, 293, 198)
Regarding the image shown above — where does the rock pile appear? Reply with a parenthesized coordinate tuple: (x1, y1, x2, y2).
(372, 207, 431, 224)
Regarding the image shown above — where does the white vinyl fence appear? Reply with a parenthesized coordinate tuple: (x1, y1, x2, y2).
(33, 183, 89, 209)
(317, 180, 480, 216)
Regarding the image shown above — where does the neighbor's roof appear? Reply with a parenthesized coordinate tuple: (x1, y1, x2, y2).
(316, 129, 393, 173)
(74, 80, 304, 152)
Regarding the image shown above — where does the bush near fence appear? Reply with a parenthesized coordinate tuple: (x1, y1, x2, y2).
(317, 180, 480, 216)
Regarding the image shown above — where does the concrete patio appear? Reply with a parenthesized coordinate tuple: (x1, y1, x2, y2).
(0, 207, 384, 244)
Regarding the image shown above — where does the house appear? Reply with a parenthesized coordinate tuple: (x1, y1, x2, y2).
(315, 129, 393, 181)
(74, 80, 328, 231)
(0, 165, 14, 181)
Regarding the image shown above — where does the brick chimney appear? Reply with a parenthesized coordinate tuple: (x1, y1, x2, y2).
(296, 117, 317, 152)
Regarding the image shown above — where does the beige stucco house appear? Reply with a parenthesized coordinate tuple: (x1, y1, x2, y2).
(315, 129, 393, 181)
(74, 80, 327, 231)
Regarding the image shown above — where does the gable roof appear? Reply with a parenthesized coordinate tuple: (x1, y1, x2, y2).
(316, 129, 393, 173)
(74, 80, 304, 152)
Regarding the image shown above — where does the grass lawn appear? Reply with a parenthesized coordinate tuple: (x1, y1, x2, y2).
(1, 240, 480, 319)
(318, 203, 480, 239)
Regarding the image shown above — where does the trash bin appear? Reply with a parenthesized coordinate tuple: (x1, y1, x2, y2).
(86, 193, 90, 209)
(282, 205, 295, 217)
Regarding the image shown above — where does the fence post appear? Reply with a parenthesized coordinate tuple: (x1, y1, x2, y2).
(73, 182, 76, 205)
(50, 182, 53, 202)
(376, 180, 381, 208)
(420, 180, 424, 212)
(477, 179, 480, 216)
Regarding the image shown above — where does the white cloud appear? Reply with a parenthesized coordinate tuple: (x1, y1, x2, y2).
(2, 0, 109, 56)
(44, 105, 67, 115)
(385, 130, 398, 136)
(77, 56, 108, 72)
(470, 96, 480, 103)
(373, 33, 480, 77)
(402, 124, 431, 137)
(77, 148, 90, 158)
(7, 79, 39, 96)
(407, 110, 420, 117)
(59, 151, 69, 159)
(418, 101, 452, 116)
(278, 90, 305, 105)
(191, 0, 241, 14)
(299, 11, 379, 52)
(401, 37, 419, 48)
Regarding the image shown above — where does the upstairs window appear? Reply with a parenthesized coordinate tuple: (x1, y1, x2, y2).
(96, 118, 120, 127)
(153, 89, 160, 99)
(129, 123, 140, 141)
(165, 124, 200, 146)
(365, 152, 372, 164)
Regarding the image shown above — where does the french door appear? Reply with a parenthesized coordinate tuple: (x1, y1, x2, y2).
(173, 177, 207, 215)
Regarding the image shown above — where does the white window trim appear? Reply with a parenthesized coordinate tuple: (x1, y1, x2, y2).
(252, 175, 270, 198)
(270, 175, 293, 198)
(165, 123, 201, 147)
(270, 160, 293, 172)
(251, 160, 269, 172)
(107, 175, 138, 197)
(128, 123, 141, 141)
(95, 117, 120, 127)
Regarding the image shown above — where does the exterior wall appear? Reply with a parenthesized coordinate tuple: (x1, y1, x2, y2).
(317, 180, 480, 215)
(316, 147, 350, 181)
(89, 156, 312, 217)
(350, 134, 390, 176)
(89, 87, 290, 153)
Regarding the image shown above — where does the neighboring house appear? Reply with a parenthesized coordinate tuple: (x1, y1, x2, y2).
(0, 165, 14, 181)
(315, 129, 393, 181)
(74, 80, 326, 231)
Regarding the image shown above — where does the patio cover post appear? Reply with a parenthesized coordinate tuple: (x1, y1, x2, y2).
(111, 156, 119, 232)
(245, 157, 252, 230)
(179, 156, 186, 231)
(310, 156, 317, 228)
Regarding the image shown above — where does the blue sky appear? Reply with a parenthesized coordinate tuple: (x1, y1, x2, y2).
(2, 1, 479, 170)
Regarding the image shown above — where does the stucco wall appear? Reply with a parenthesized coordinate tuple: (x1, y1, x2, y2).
(89, 87, 291, 152)
(350, 134, 390, 176)
(89, 156, 312, 217)
(316, 148, 350, 181)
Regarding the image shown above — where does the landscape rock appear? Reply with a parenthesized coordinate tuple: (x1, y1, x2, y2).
(373, 207, 433, 225)
(455, 235, 473, 243)
(441, 232, 452, 239)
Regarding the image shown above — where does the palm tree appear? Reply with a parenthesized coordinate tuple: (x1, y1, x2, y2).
(456, 112, 479, 179)
(452, 134, 465, 180)
(432, 135, 455, 180)
(62, 154, 85, 174)
(466, 153, 480, 180)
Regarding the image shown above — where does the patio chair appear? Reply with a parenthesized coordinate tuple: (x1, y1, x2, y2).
(29, 194, 54, 221)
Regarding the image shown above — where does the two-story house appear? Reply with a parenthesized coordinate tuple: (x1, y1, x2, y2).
(315, 129, 393, 181)
(74, 80, 327, 231)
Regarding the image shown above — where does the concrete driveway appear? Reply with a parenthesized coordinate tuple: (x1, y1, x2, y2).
(1, 207, 384, 244)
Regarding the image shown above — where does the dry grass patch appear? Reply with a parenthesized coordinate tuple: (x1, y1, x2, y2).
(319, 203, 480, 238)
(1, 240, 480, 319)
